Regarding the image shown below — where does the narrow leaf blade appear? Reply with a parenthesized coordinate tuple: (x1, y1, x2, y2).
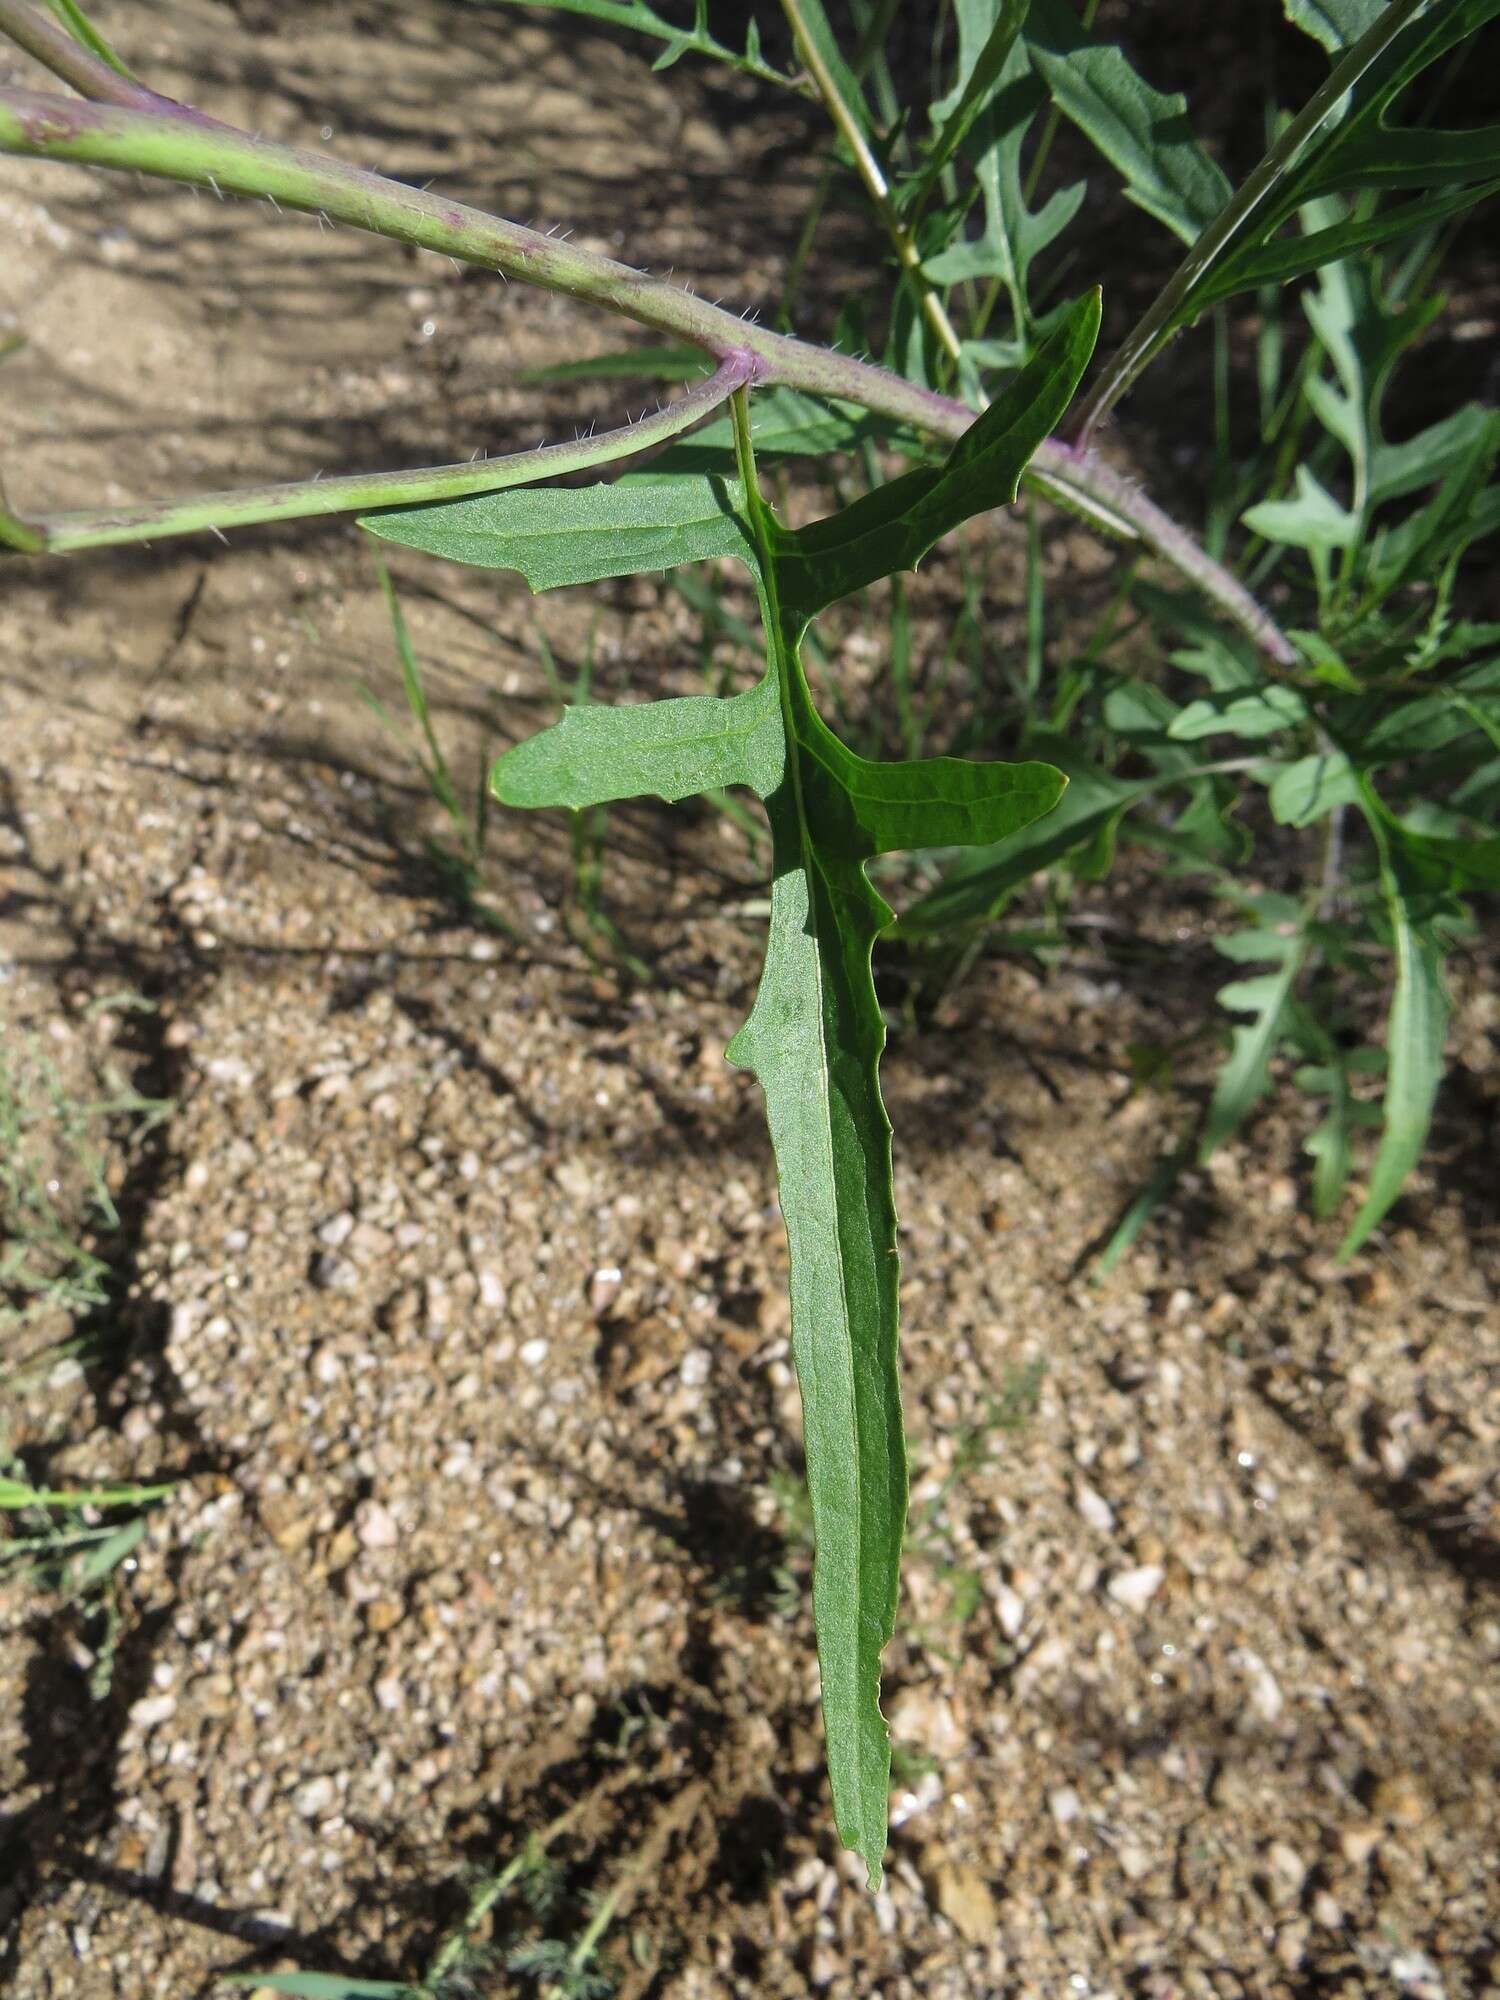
(1339, 813, 1451, 1257)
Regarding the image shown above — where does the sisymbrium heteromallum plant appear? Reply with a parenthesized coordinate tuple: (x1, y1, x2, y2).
(3, 0, 1497, 1885)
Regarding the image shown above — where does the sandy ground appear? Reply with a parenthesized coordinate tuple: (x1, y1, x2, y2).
(3, 5, 1499, 1997)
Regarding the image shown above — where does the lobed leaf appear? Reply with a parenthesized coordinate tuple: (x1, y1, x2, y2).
(773, 291, 1101, 622)
(486, 300, 1099, 1887)
(921, 34, 1085, 359)
(1167, 685, 1308, 741)
(1023, 0, 1230, 244)
(1190, 0, 1500, 316)
(1242, 467, 1357, 555)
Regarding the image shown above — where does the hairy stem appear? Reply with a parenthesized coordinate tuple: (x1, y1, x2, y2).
(1071, 0, 1429, 444)
(0, 67, 1290, 661)
(18, 353, 752, 553)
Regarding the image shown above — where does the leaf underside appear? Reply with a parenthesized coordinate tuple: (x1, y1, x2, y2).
(360, 293, 1100, 1888)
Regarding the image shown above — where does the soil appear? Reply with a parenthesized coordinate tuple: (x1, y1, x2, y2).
(3, 6, 1499, 1998)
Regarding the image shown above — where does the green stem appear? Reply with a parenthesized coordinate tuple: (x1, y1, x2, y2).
(0, 0, 193, 112)
(16, 353, 751, 553)
(1071, 0, 1429, 443)
(0, 68, 1291, 662)
(780, 0, 967, 376)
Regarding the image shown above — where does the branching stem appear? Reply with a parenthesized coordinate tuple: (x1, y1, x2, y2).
(0, 1, 1292, 663)
(21, 352, 753, 552)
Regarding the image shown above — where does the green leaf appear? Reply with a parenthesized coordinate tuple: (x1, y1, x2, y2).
(1192, 177, 1500, 306)
(495, 676, 784, 808)
(773, 291, 1101, 621)
(1295, 1038, 1384, 1221)
(723, 665, 1063, 1896)
(1023, 0, 1231, 244)
(1191, 0, 1500, 315)
(1290, 630, 1361, 690)
(1339, 796, 1451, 1257)
(487, 305, 1096, 1888)
(1242, 467, 1357, 555)
(914, 0, 1029, 208)
(1200, 941, 1309, 1162)
(922, 36, 1085, 355)
(1283, 0, 1384, 53)
(1370, 402, 1495, 506)
(365, 473, 752, 590)
(896, 738, 1148, 936)
(1167, 685, 1307, 741)
(0, 1477, 173, 1509)
(1268, 749, 1359, 826)
(514, 344, 709, 385)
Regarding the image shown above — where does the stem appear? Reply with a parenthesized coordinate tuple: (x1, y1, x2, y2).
(0, 0, 207, 116)
(779, 0, 968, 377)
(16, 353, 752, 553)
(1071, 0, 1429, 444)
(1030, 441, 1295, 664)
(0, 70, 1291, 662)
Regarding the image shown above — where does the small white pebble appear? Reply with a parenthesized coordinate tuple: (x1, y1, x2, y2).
(355, 1500, 399, 1551)
(129, 1694, 177, 1730)
(994, 1582, 1026, 1639)
(1049, 1785, 1082, 1825)
(1075, 1482, 1116, 1533)
(1106, 1564, 1165, 1612)
(294, 1776, 336, 1820)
